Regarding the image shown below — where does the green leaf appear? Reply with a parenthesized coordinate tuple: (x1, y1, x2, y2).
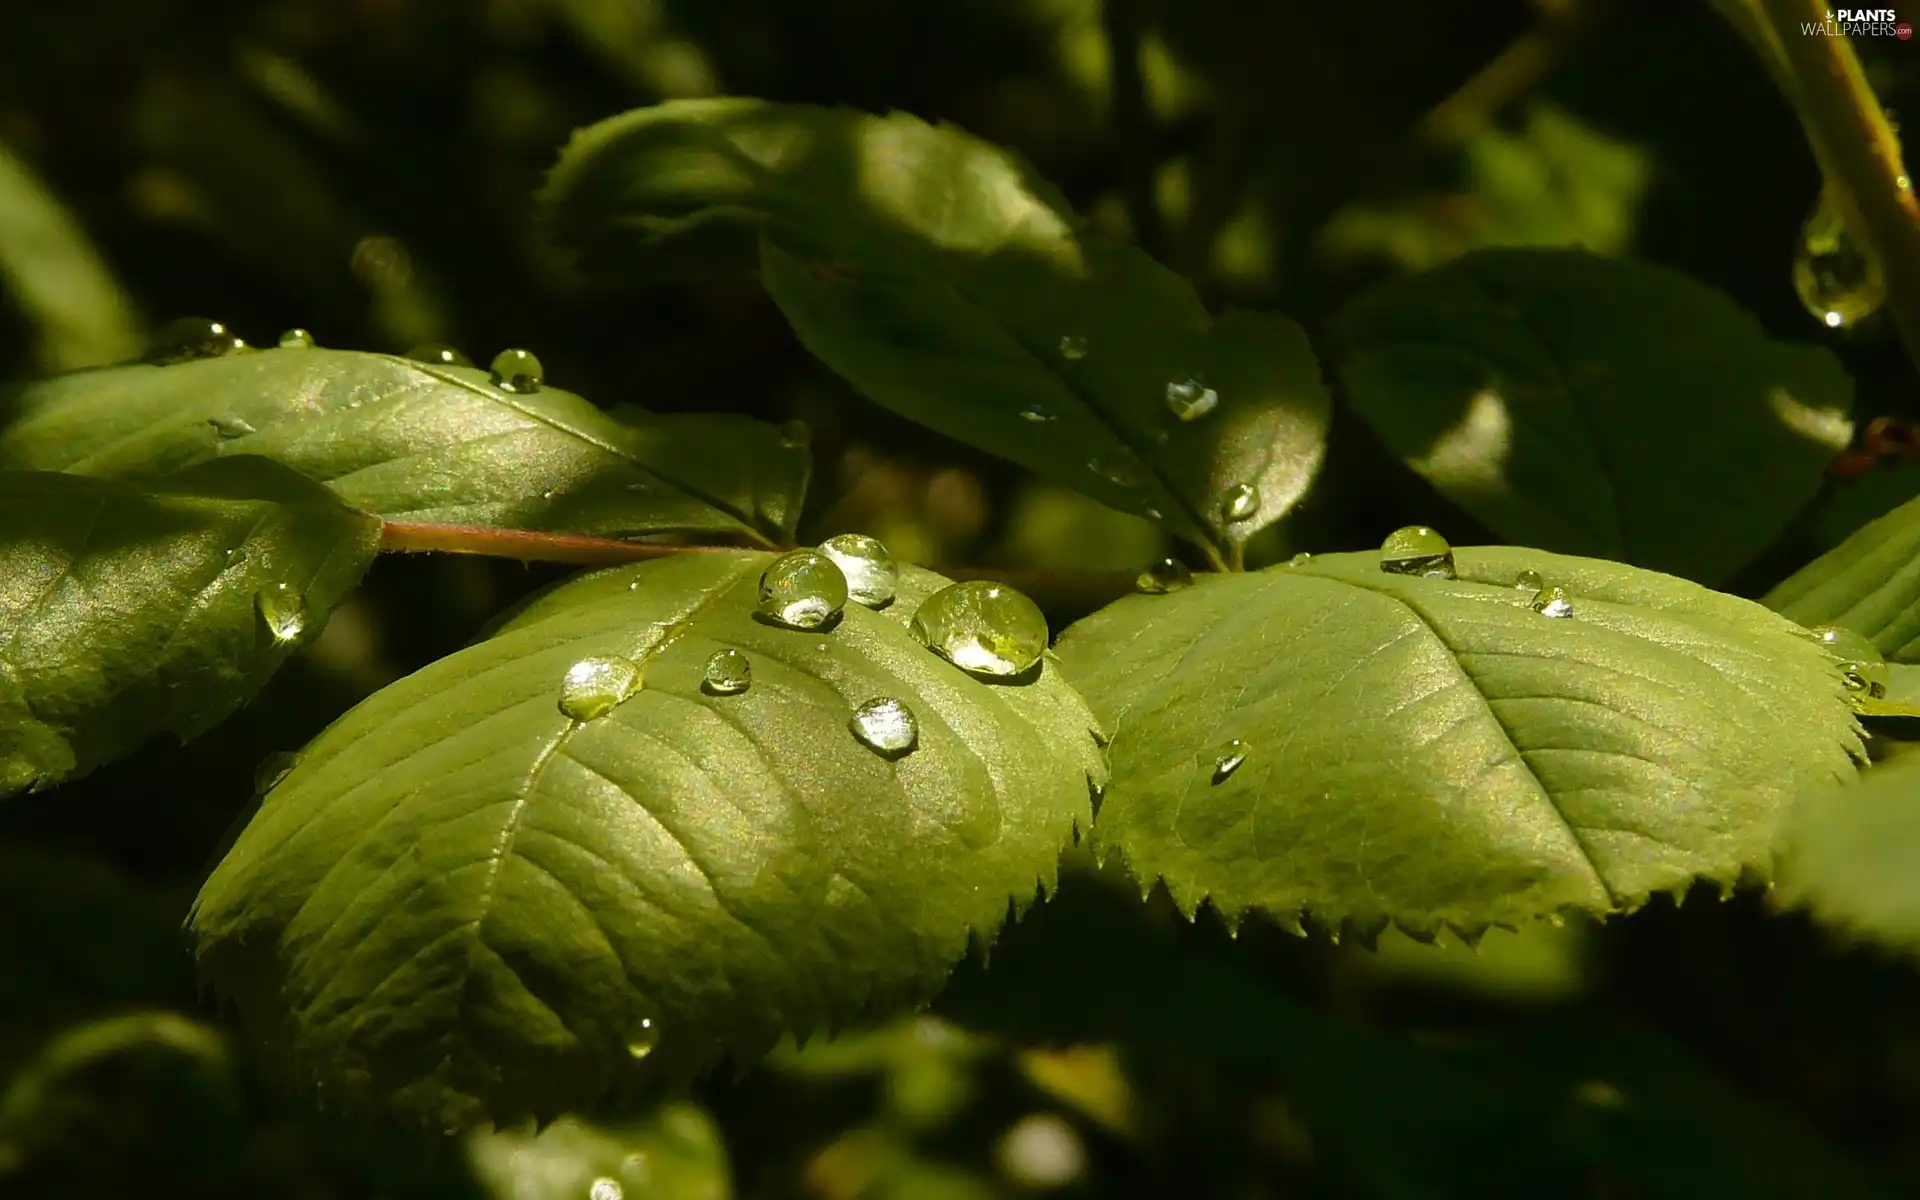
(0, 139, 141, 373)
(540, 100, 1330, 566)
(189, 552, 1102, 1129)
(0, 346, 807, 546)
(1054, 546, 1863, 933)
(1329, 248, 1853, 585)
(467, 1105, 730, 1200)
(0, 457, 379, 797)
(1777, 758, 1920, 953)
(1765, 491, 1920, 662)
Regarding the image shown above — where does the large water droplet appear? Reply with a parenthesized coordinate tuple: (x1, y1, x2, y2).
(209, 413, 257, 438)
(589, 1178, 625, 1200)
(1530, 586, 1575, 619)
(1811, 625, 1890, 698)
(1019, 402, 1058, 424)
(1514, 568, 1544, 591)
(818, 533, 899, 608)
(1379, 525, 1456, 579)
(911, 580, 1048, 678)
(626, 1017, 660, 1060)
(277, 328, 315, 349)
(559, 655, 641, 721)
(1795, 188, 1886, 329)
(407, 342, 473, 367)
(1219, 483, 1259, 524)
(1088, 448, 1144, 487)
(1212, 739, 1249, 783)
(779, 419, 810, 449)
(255, 583, 308, 643)
(1136, 557, 1192, 594)
(702, 648, 752, 696)
(1058, 334, 1088, 360)
(145, 317, 247, 365)
(757, 550, 848, 630)
(488, 348, 544, 393)
(1165, 376, 1219, 422)
(850, 697, 919, 758)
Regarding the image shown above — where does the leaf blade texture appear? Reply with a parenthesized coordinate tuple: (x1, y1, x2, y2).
(1765, 490, 1920, 662)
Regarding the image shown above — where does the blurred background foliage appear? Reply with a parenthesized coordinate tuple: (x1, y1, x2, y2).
(5, 0, 1920, 1195)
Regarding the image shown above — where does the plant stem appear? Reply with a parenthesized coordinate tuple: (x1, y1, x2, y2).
(1753, 0, 1920, 372)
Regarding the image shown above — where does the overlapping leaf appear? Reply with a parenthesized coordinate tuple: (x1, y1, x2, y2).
(1329, 249, 1853, 585)
(1766, 491, 1920, 661)
(190, 552, 1102, 1128)
(0, 346, 807, 545)
(0, 457, 378, 797)
(1055, 546, 1863, 934)
(1777, 758, 1920, 955)
(540, 99, 1330, 566)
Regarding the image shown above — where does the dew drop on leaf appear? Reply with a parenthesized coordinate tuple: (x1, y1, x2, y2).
(1530, 586, 1575, 619)
(1212, 739, 1249, 783)
(558, 655, 641, 722)
(779, 419, 810, 449)
(757, 549, 848, 630)
(145, 317, 248, 365)
(1165, 375, 1219, 422)
(849, 697, 919, 758)
(589, 1178, 624, 1200)
(488, 348, 545, 393)
(911, 580, 1048, 678)
(1811, 625, 1890, 698)
(1088, 448, 1144, 487)
(208, 413, 257, 439)
(701, 648, 752, 696)
(818, 533, 899, 607)
(1058, 334, 1088, 360)
(1379, 525, 1456, 579)
(1218, 483, 1259, 524)
(255, 583, 308, 643)
(1514, 568, 1544, 591)
(406, 342, 473, 367)
(1135, 557, 1193, 594)
(1020, 402, 1058, 423)
(1286, 552, 1314, 567)
(625, 1017, 660, 1060)
(1794, 187, 1886, 330)
(277, 328, 316, 349)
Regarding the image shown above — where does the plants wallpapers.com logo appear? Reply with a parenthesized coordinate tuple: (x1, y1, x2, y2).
(1806, 8, 1914, 36)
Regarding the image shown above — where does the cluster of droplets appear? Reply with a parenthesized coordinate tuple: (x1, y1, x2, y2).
(1810, 625, 1890, 700)
(1795, 187, 1886, 331)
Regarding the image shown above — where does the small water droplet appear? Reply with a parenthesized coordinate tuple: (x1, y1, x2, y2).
(255, 583, 308, 643)
(818, 533, 899, 608)
(850, 697, 919, 758)
(1165, 375, 1219, 422)
(1019, 402, 1058, 423)
(1144, 507, 1163, 520)
(1379, 525, 1456, 579)
(626, 1017, 660, 1060)
(208, 413, 257, 438)
(559, 655, 642, 721)
(145, 317, 248, 365)
(1219, 483, 1259, 524)
(1058, 334, 1088, 360)
(407, 342, 473, 367)
(277, 328, 316, 349)
(1136, 557, 1192, 594)
(1530, 586, 1575, 619)
(757, 550, 848, 630)
(1811, 625, 1890, 698)
(779, 419, 811, 449)
(1286, 552, 1314, 567)
(702, 648, 752, 696)
(1514, 568, 1544, 591)
(911, 580, 1049, 678)
(253, 751, 298, 796)
(1088, 448, 1144, 487)
(589, 1177, 625, 1200)
(1212, 739, 1249, 783)
(1795, 187, 1885, 330)
(488, 348, 545, 393)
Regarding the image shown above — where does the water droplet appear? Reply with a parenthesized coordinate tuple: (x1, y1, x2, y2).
(1136, 557, 1192, 594)
(1530, 586, 1575, 619)
(1514, 568, 1544, 591)
(757, 549, 848, 630)
(488, 348, 544, 393)
(208, 413, 257, 439)
(1286, 552, 1314, 567)
(911, 580, 1049, 678)
(589, 1178, 625, 1200)
(145, 317, 248, 365)
(850, 697, 919, 758)
(1795, 188, 1886, 330)
(626, 1017, 659, 1060)
(1019, 402, 1058, 423)
(1212, 739, 1249, 783)
(407, 342, 473, 367)
(1165, 376, 1219, 422)
(1088, 448, 1144, 487)
(779, 419, 810, 449)
(1811, 625, 1890, 698)
(1219, 483, 1259, 524)
(253, 751, 298, 796)
(559, 655, 642, 721)
(277, 328, 315, 349)
(1379, 525, 1456, 579)
(1058, 334, 1088, 360)
(818, 533, 899, 608)
(702, 648, 752, 695)
(255, 583, 308, 643)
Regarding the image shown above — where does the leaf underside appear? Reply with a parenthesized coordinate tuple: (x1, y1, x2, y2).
(189, 553, 1103, 1129)
(1056, 546, 1863, 936)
